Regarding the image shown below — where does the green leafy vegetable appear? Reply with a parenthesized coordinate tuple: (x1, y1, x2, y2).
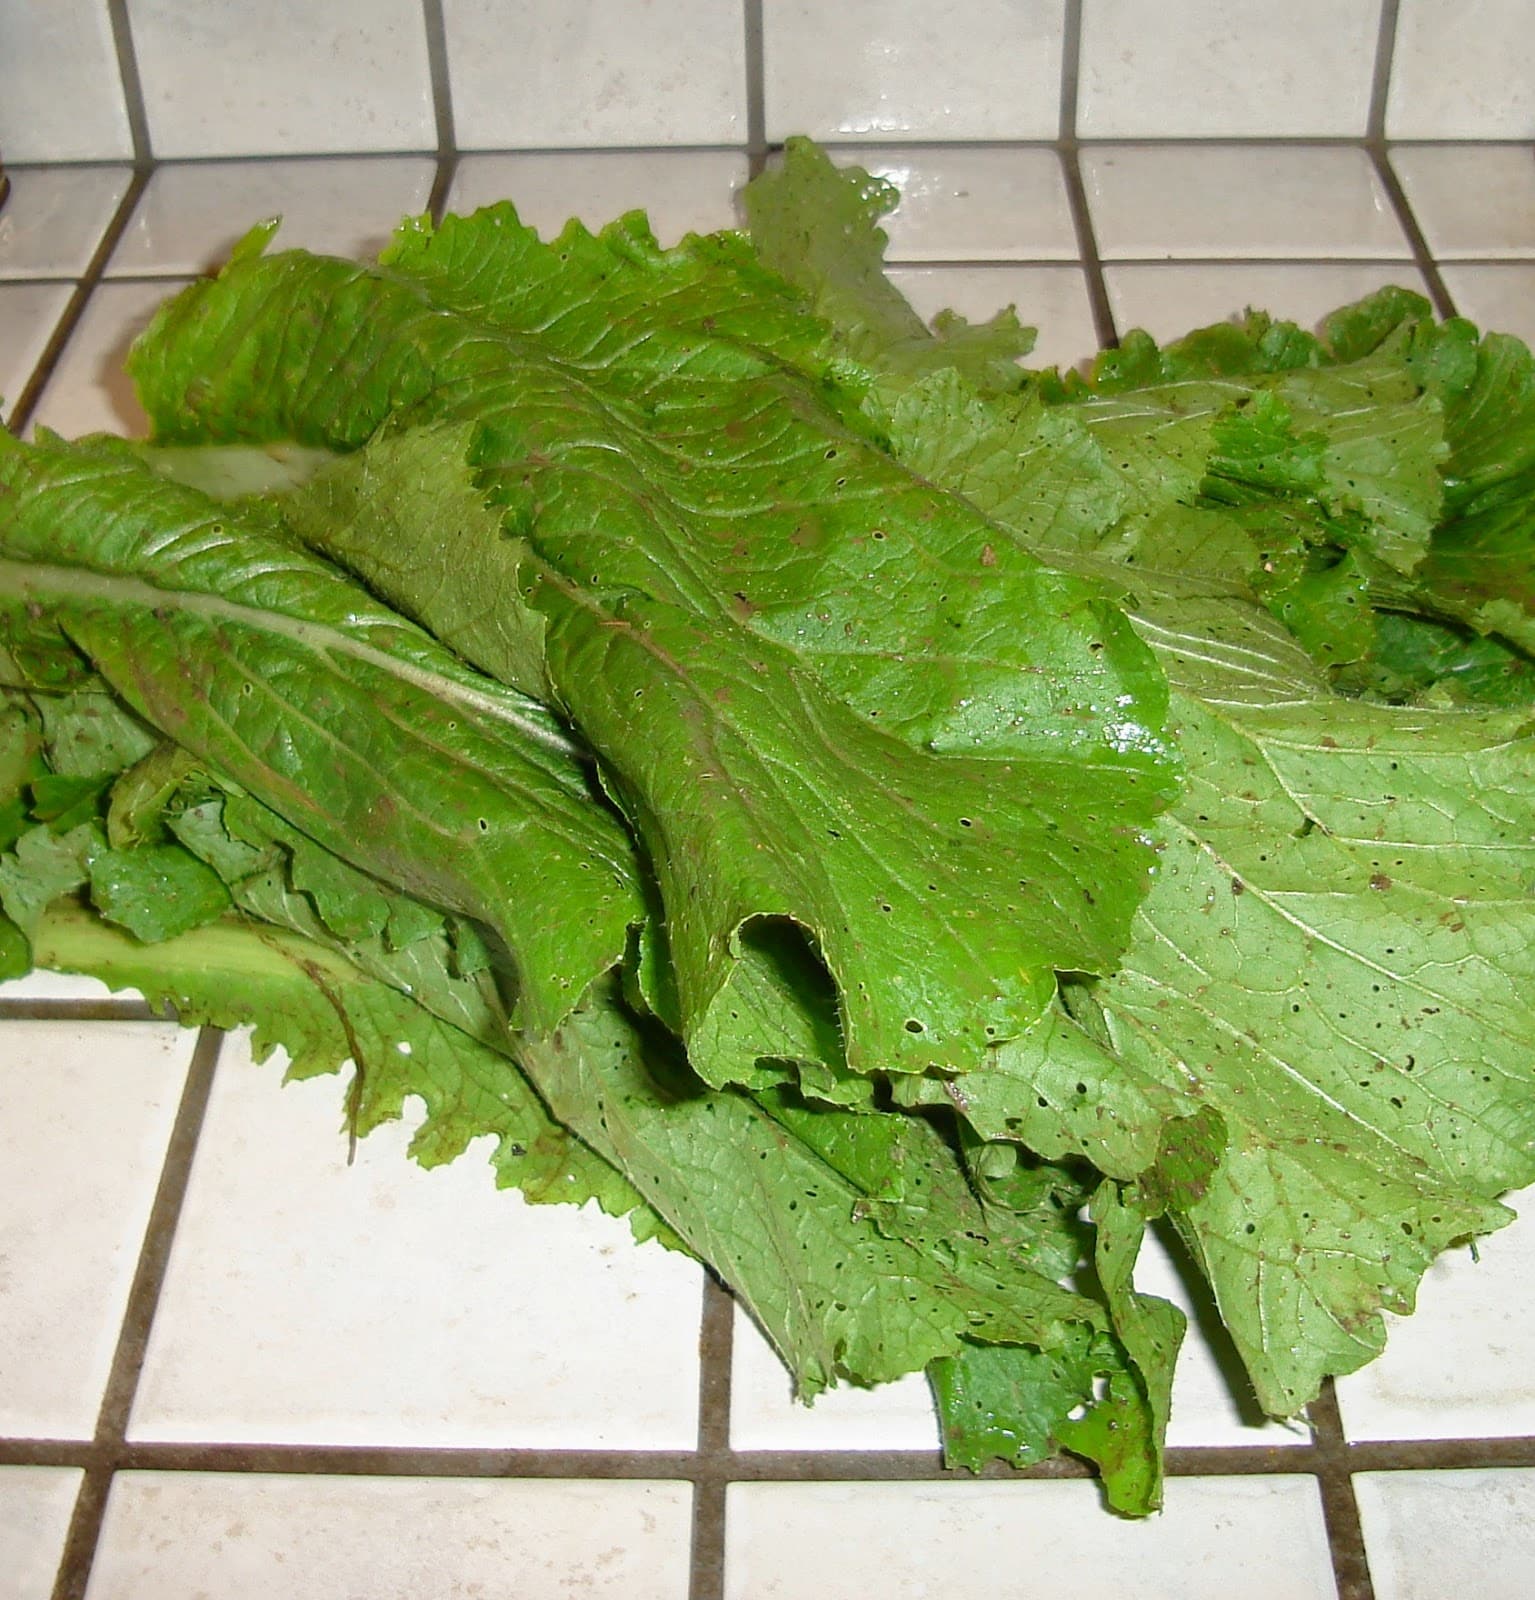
(3, 140, 1534, 1517)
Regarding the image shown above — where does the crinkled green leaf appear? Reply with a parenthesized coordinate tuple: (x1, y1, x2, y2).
(0, 819, 102, 936)
(742, 136, 1036, 396)
(0, 429, 643, 1034)
(88, 842, 231, 942)
(521, 978, 1112, 1399)
(125, 212, 1176, 1087)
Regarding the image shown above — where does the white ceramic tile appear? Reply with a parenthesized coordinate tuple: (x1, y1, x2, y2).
(1105, 262, 1429, 346)
(1355, 1469, 1535, 1600)
(127, 0, 435, 158)
(129, 1032, 703, 1449)
(0, 281, 73, 429)
(106, 157, 435, 277)
(26, 279, 192, 440)
(0, 167, 131, 279)
(827, 146, 1078, 262)
(1334, 1185, 1535, 1441)
(0, 0, 132, 161)
(1387, 0, 1535, 139)
(1137, 1227, 1308, 1449)
(730, 1305, 941, 1450)
(444, 0, 745, 148)
(764, 0, 1066, 142)
(1083, 145, 1409, 260)
(87, 1472, 693, 1600)
(1079, 0, 1381, 137)
(1439, 265, 1535, 346)
(887, 263, 1101, 372)
(0, 1466, 84, 1600)
(450, 151, 749, 245)
(725, 1476, 1337, 1600)
(1391, 145, 1535, 260)
(0, 1021, 193, 1437)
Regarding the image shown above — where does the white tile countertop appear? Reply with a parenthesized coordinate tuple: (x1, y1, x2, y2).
(3, 8, 1535, 1593)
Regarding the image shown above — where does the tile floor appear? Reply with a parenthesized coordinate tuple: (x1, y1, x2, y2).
(3, 139, 1535, 1600)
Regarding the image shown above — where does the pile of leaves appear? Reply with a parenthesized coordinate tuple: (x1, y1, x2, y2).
(4, 140, 1534, 1513)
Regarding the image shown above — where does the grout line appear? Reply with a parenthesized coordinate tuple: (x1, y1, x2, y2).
(4, 167, 151, 437)
(420, 0, 458, 158)
(1309, 1381, 1378, 1600)
(1367, 0, 1402, 145)
(428, 149, 460, 226)
(1058, 0, 1084, 145)
(1055, 0, 1115, 349)
(104, 0, 154, 168)
(1057, 152, 1117, 350)
(5, 1431, 1535, 1478)
(1368, 146, 1458, 317)
(49, 1027, 224, 1600)
(688, 1276, 735, 1600)
(742, 0, 767, 179)
(420, 0, 459, 223)
(0, 998, 168, 1023)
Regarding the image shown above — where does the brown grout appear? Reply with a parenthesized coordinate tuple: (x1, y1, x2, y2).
(420, 0, 458, 162)
(742, 0, 767, 180)
(1367, 0, 1402, 145)
(687, 1274, 736, 1600)
(48, 1027, 224, 1600)
(1309, 1381, 1378, 1600)
(1056, 0, 1118, 350)
(104, 0, 154, 168)
(1369, 145, 1459, 317)
(0, 998, 169, 1022)
(4, 166, 151, 438)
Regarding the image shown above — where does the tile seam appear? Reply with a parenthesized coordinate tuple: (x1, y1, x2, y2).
(1309, 1381, 1378, 1600)
(1369, 144, 1458, 316)
(5, 166, 152, 437)
(47, 1027, 224, 1600)
(104, 0, 154, 167)
(743, 0, 767, 179)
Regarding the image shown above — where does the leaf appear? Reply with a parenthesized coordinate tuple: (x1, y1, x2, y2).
(88, 842, 231, 942)
(520, 978, 1114, 1399)
(124, 208, 1177, 1086)
(742, 137, 1036, 396)
(0, 430, 644, 1035)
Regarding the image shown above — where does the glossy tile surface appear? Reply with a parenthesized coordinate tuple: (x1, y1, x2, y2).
(888, 263, 1100, 370)
(1078, 0, 1381, 136)
(108, 157, 435, 275)
(1393, 145, 1535, 259)
(1105, 261, 1428, 344)
(830, 146, 1078, 261)
(129, 1035, 703, 1448)
(764, 0, 1066, 141)
(1354, 1469, 1535, 1600)
(87, 1473, 694, 1600)
(0, 1467, 85, 1600)
(0, 281, 73, 428)
(24, 279, 192, 439)
(0, 166, 131, 279)
(1387, 0, 1535, 138)
(725, 1477, 1338, 1599)
(1439, 264, 1535, 344)
(0, 1023, 193, 1437)
(730, 1306, 941, 1451)
(450, 150, 749, 243)
(1084, 144, 1409, 259)
(0, 0, 132, 161)
(128, 0, 435, 157)
(444, 0, 746, 148)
